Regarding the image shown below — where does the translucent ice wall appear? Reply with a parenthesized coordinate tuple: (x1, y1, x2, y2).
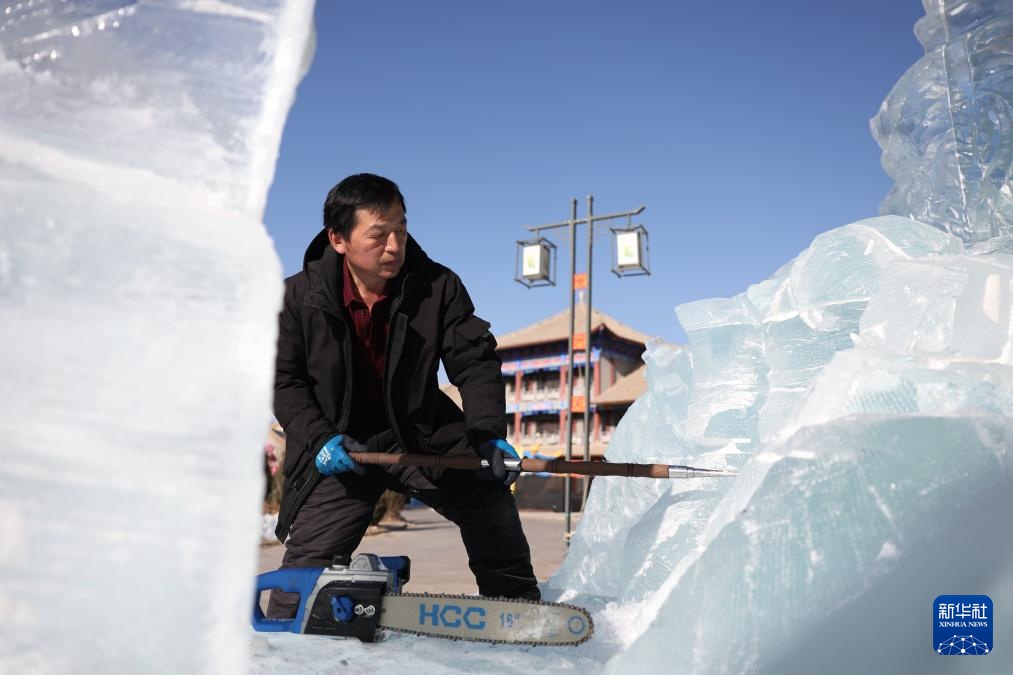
(546, 219, 1012, 674)
(873, 0, 1013, 243)
(0, 2, 314, 673)
(545, 2, 1013, 673)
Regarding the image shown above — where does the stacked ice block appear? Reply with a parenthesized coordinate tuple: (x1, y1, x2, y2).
(0, 2, 315, 673)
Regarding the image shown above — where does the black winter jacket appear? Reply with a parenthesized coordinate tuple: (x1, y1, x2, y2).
(273, 230, 506, 538)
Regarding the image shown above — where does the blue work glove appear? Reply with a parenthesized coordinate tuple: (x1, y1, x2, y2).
(476, 438, 521, 487)
(315, 435, 365, 476)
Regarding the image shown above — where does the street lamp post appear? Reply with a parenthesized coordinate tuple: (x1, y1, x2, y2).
(516, 197, 649, 540)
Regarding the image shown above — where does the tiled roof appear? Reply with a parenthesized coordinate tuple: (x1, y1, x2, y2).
(494, 304, 652, 350)
(594, 363, 647, 406)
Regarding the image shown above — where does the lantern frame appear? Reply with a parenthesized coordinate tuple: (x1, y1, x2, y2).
(514, 237, 557, 287)
(609, 224, 651, 277)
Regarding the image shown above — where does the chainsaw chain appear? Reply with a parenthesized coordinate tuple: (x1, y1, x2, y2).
(377, 591, 594, 647)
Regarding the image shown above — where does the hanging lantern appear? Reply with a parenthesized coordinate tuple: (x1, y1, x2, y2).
(515, 237, 556, 287)
(610, 225, 650, 277)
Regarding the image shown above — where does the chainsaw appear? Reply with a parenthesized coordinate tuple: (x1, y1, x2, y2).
(252, 553, 593, 646)
(251, 457, 734, 643)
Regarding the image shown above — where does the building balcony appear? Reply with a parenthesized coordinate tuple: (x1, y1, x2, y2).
(519, 389, 561, 402)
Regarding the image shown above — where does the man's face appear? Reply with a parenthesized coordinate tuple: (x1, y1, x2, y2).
(330, 202, 407, 285)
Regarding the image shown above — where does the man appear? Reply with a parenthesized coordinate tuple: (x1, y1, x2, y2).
(268, 173, 539, 616)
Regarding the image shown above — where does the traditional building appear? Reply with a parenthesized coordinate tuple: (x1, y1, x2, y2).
(443, 304, 649, 459)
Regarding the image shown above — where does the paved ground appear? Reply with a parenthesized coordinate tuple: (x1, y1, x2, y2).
(258, 506, 580, 595)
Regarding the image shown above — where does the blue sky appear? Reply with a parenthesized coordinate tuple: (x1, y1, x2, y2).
(264, 0, 927, 344)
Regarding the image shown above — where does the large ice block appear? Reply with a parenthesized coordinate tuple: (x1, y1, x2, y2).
(757, 216, 963, 442)
(583, 220, 1012, 673)
(0, 2, 315, 673)
(856, 256, 1013, 362)
(550, 338, 744, 610)
(547, 216, 979, 622)
(610, 413, 1010, 675)
(676, 296, 767, 441)
(594, 222, 1011, 672)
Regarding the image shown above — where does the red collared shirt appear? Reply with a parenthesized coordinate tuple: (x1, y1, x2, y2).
(342, 259, 392, 434)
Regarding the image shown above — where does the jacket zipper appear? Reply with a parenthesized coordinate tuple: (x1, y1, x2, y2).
(304, 271, 413, 452)
(276, 463, 322, 541)
(302, 288, 354, 433)
(383, 273, 413, 454)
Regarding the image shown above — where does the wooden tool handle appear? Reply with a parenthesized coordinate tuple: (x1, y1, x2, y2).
(518, 458, 669, 478)
(351, 452, 483, 471)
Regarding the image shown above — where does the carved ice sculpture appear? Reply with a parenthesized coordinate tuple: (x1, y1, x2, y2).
(873, 0, 1013, 243)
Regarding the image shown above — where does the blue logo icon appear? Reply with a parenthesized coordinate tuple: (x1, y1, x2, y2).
(933, 595, 992, 655)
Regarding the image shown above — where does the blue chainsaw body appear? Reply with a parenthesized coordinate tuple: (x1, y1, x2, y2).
(252, 553, 410, 641)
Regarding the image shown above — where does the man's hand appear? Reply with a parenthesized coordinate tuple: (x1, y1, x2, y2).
(315, 435, 365, 475)
(476, 438, 521, 486)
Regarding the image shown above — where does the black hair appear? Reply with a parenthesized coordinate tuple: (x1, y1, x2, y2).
(322, 173, 407, 239)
